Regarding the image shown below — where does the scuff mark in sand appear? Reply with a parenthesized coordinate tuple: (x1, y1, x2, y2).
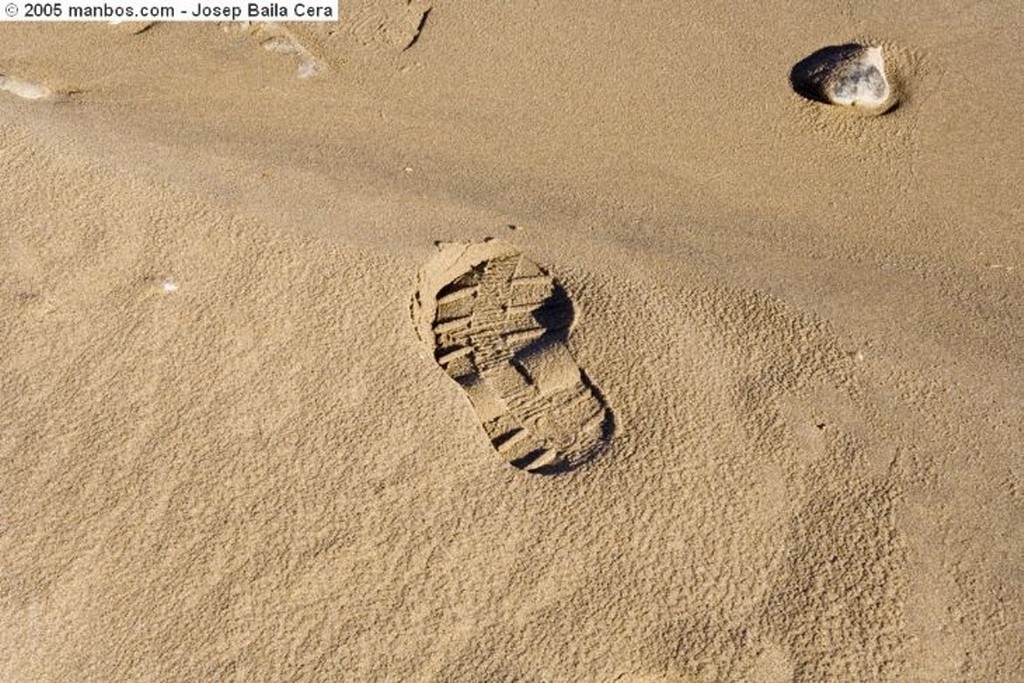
(0, 75, 52, 100)
(401, 5, 431, 52)
(229, 22, 328, 79)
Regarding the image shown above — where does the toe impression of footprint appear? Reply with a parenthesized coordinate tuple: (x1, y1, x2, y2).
(414, 240, 613, 475)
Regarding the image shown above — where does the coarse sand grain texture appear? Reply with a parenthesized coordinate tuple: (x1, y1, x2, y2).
(1, 2, 1022, 681)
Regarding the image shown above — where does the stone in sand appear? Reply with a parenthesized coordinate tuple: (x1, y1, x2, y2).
(790, 44, 896, 113)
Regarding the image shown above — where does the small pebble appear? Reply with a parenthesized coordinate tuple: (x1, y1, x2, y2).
(790, 44, 897, 114)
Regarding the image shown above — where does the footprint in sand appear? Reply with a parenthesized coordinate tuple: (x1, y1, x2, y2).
(342, 0, 431, 54)
(228, 22, 327, 78)
(790, 44, 898, 115)
(414, 240, 613, 474)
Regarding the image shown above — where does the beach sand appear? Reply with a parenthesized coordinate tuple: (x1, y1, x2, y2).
(1, 2, 1021, 680)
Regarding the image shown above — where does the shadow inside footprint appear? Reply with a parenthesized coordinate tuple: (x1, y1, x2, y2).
(530, 282, 574, 332)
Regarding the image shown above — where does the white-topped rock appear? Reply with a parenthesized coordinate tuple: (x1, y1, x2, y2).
(826, 46, 891, 108)
(791, 44, 897, 114)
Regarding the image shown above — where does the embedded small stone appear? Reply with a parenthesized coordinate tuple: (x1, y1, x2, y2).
(790, 44, 897, 114)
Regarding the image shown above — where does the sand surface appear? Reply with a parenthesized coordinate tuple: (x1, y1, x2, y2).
(1, 2, 1022, 680)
